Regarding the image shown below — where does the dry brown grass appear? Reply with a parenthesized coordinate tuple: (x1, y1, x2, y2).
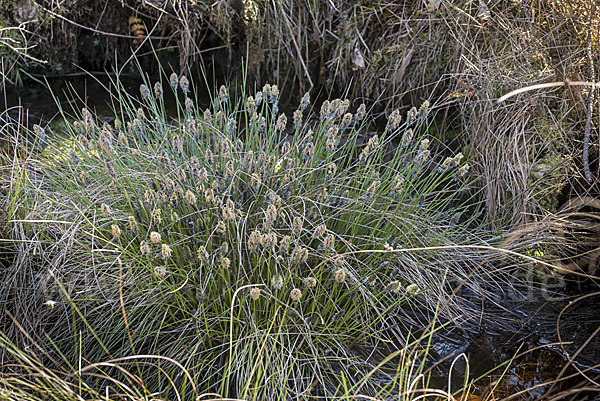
(444, 0, 598, 228)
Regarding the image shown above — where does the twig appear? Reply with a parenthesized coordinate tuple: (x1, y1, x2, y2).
(40, 6, 170, 40)
(497, 80, 600, 103)
(583, 23, 595, 182)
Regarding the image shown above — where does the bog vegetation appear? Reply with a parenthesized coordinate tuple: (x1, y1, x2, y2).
(1, 0, 599, 400)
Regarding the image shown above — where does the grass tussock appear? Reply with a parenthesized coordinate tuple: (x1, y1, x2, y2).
(0, 67, 528, 398)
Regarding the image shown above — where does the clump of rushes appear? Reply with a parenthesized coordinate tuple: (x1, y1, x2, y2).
(2, 73, 477, 400)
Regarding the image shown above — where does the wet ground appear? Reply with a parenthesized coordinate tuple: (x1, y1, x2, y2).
(430, 284, 600, 399)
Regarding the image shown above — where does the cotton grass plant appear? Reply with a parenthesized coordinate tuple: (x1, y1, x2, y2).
(1, 69, 488, 399)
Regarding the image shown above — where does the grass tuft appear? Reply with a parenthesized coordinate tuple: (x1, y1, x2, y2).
(0, 68, 521, 398)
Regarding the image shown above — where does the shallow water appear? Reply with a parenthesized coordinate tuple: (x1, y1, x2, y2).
(431, 287, 600, 398)
(3, 74, 134, 125)
(2, 73, 213, 131)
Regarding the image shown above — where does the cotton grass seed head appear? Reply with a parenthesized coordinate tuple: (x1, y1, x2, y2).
(269, 85, 279, 103)
(185, 190, 197, 206)
(279, 235, 291, 253)
(216, 220, 227, 235)
(172, 135, 183, 153)
(219, 85, 228, 103)
(111, 224, 121, 239)
(268, 191, 282, 208)
(169, 73, 178, 90)
(334, 268, 346, 284)
(341, 113, 353, 129)
(140, 84, 151, 99)
(393, 175, 405, 193)
(303, 142, 315, 159)
(128, 215, 137, 230)
(360, 145, 371, 161)
(419, 100, 430, 117)
(441, 156, 454, 170)
(356, 103, 366, 121)
(367, 180, 380, 197)
(271, 274, 284, 290)
(406, 283, 419, 296)
(220, 241, 229, 255)
(415, 149, 430, 165)
(246, 95, 256, 113)
(153, 82, 163, 99)
(292, 216, 303, 234)
(255, 91, 263, 106)
(265, 204, 277, 226)
(140, 241, 150, 255)
(367, 134, 379, 149)
(293, 109, 303, 129)
(251, 173, 261, 191)
(222, 203, 234, 221)
(118, 130, 127, 146)
(197, 246, 209, 262)
(326, 125, 339, 151)
(387, 280, 402, 293)
(185, 97, 194, 111)
(407, 107, 418, 122)
(154, 265, 167, 277)
(152, 208, 162, 224)
(161, 243, 172, 259)
(220, 256, 230, 269)
(387, 109, 402, 131)
(215, 111, 224, 124)
(320, 100, 330, 119)
(179, 75, 189, 93)
(304, 276, 317, 288)
(313, 224, 326, 238)
(262, 83, 271, 98)
(150, 231, 161, 244)
(260, 232, 277, 248)
(44, 300, 57, 309)
(198, 167, 208, 183)
(457, 163, 470, 179)
(227, 118, 236, 135)
(289, 288, 302, 301)
(300, 92, 310, 110)
(82, 107, 94, 127)
(401, 129, 414, 148)
(250, 287, 261, 300)
(100, 203, 111, 216)
(275, 114, 287, 133)
(291, 246, 309, 264)
(323, 233, 335, 250)
(327, 163, 337, 176)
(248, 229, 262, 252)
